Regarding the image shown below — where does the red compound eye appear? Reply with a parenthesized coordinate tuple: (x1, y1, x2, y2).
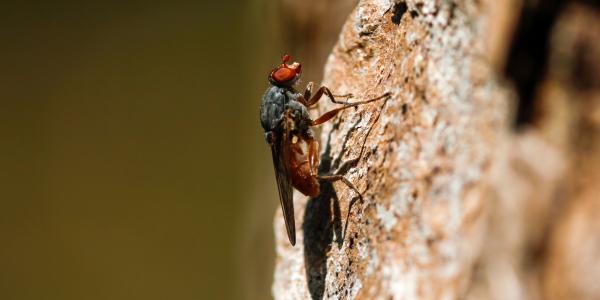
(269, 54, 302, 84)
(272, 67, 296, 83)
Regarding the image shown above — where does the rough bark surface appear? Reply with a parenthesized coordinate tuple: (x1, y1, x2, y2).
(273, 0, 507, 298)
(272, 0, 600, 299)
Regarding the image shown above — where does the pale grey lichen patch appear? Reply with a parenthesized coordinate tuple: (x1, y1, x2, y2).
(357, 111, 373, 128)
(354, 6, 380, 37)
(354, 6, 368, 34)
(357, 236, 370, 261)
(366, 248, 379, 276)
(377, 203, 398, 232)
(381, 254, 419, 299)
(406, 30, 418, 45)
(348, 276, 363, 299)
(373, 0, 393, 13)
(438, 238, 461, 278)
(391, 183, 413, 216)
(413, 53, 426, 77)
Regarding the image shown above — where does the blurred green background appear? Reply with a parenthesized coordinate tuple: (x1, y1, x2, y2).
(0, 1, 285, 299)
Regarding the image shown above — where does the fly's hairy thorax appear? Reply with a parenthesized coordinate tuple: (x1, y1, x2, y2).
(260, 85, 311, 135)
(260, 86, 289, 133)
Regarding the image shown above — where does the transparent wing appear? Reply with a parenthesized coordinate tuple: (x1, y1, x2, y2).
(270, 119, 296, 245)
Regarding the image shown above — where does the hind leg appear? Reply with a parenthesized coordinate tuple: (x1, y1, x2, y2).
(316, 174, 363, 202)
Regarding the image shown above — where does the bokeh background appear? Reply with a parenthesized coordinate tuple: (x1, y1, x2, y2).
(0, 1, 299, 299)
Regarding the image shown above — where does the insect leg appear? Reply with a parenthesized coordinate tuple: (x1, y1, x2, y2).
(316, 174, 363, 202)
(310, 92, 390, 126)
(306, 86, 354, 107)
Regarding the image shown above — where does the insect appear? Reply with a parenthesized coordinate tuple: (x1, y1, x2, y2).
(260, 54, 389, 246)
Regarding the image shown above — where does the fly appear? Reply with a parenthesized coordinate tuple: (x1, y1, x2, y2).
(260, 54, 389, 246)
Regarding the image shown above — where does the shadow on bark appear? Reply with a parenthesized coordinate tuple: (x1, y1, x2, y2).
(303, 132, 343, 300)
(302, 99, 389, 299)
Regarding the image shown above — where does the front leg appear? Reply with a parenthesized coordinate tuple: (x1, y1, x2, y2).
(311, 92, 391, 126)
(306, 86, 354, 107)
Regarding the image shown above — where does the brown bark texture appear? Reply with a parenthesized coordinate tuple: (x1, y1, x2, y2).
(272, 0, 600, 299)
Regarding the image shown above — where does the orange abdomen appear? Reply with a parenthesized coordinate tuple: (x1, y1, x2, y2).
(290, 164, 320, 197)
(288, 149, 320, 197)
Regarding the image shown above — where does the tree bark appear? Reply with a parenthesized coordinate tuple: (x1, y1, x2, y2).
(272, 0, 600, 299)
(273, 0, 507, 298)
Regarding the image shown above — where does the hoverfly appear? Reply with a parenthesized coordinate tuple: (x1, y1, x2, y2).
(260, 54, 389, 245)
